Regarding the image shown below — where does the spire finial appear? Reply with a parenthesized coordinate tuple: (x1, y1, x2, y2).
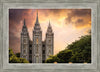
(34, 10, 41, 30)
(47, 20, 53, 33)
(37, 10, 38, 16)
(49, 20, 50, 25)
(36, 10, 39, 23)
(49, 20, 51, 27)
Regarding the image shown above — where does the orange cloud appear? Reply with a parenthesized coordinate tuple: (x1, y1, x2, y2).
(9, 9, 91, 54)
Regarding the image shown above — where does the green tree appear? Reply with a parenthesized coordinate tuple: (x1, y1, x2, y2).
(16, 53, 20, 57)
(19, 58, 29, 63)
(57, 50, 72, 63)
(69, 35, 91, 63)
(45, 35, 91, 63)
(45, 55, 64, 63)
(9, 48, 29, 63)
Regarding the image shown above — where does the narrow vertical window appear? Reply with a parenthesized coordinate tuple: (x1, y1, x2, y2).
(23, 38, 27, 44)
(23, 50, 26, 54)
(36, 45, 38, 53)
(49, 49, 51, 56)
(36, 38, 38, 44)
(49, 40, 51, 43)
(36, 56, 39, 63)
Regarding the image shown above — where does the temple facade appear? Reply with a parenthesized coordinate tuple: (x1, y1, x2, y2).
(20, 12, 54, 63)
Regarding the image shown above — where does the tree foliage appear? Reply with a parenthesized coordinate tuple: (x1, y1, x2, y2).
(9, 48, 29, 63)
(16, 53, 20, 57)
(45, 35, 91, 63)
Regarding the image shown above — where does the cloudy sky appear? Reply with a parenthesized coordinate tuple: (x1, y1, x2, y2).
(9, 9, 91, 55)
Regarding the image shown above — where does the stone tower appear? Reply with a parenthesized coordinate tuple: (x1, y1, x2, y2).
(20, 11, 54, 63)
(32, 12, 42, 63)
(20, 19, 29, 61)
(45, 21, 54, 59)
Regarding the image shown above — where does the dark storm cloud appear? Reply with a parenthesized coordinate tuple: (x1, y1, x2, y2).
(9, 9, 31, 24)
(71, 9, 91, 17)
(65, 9, 91, 28)
(76, 19, 83, 23)
(65, 16, 72, 24)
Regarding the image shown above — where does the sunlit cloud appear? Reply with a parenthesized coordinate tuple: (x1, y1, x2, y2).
(9, 9, 91, 54)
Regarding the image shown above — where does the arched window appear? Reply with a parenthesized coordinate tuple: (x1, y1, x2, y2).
(23, 50, 26, 54)
(36, 56, 39, 63)
(49, 40, 51, 43)
(49, 49, 51, 56)
(23, 38, 27, 44)
(23, 44, 27, 50)
(36, 38, 38, 44)
(36, 45, 38, 53)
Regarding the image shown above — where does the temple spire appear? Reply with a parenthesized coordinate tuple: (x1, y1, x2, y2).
(48, 20, 52, 28)
(49, 20, 50, 26)
(22, 19, 28, 33)
(34, 10, 41, 31)
(36, 10, 39, 24)
(46, 20, 53, 33)
(23, 19, 27, 28)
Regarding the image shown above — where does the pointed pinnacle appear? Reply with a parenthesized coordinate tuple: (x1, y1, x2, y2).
(36, 10, 39, 23)
(49, 20, 50, 25)
(49, 20, 51, 27)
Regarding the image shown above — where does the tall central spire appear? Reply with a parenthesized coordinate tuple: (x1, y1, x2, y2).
(34, 10, 41, 31)
(23, 19, 26, 28)
(36, 10, 39, 24)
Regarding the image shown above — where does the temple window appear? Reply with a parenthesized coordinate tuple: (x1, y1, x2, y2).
(36, 38, 38, 44)
(49, 50, 51, 55)
(49, 40, 51, 43)
(23, 38, 27, 44)
(36, 45, 38, 53)
(36, 56, 39, 63)
(23, 50, 26, 54)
